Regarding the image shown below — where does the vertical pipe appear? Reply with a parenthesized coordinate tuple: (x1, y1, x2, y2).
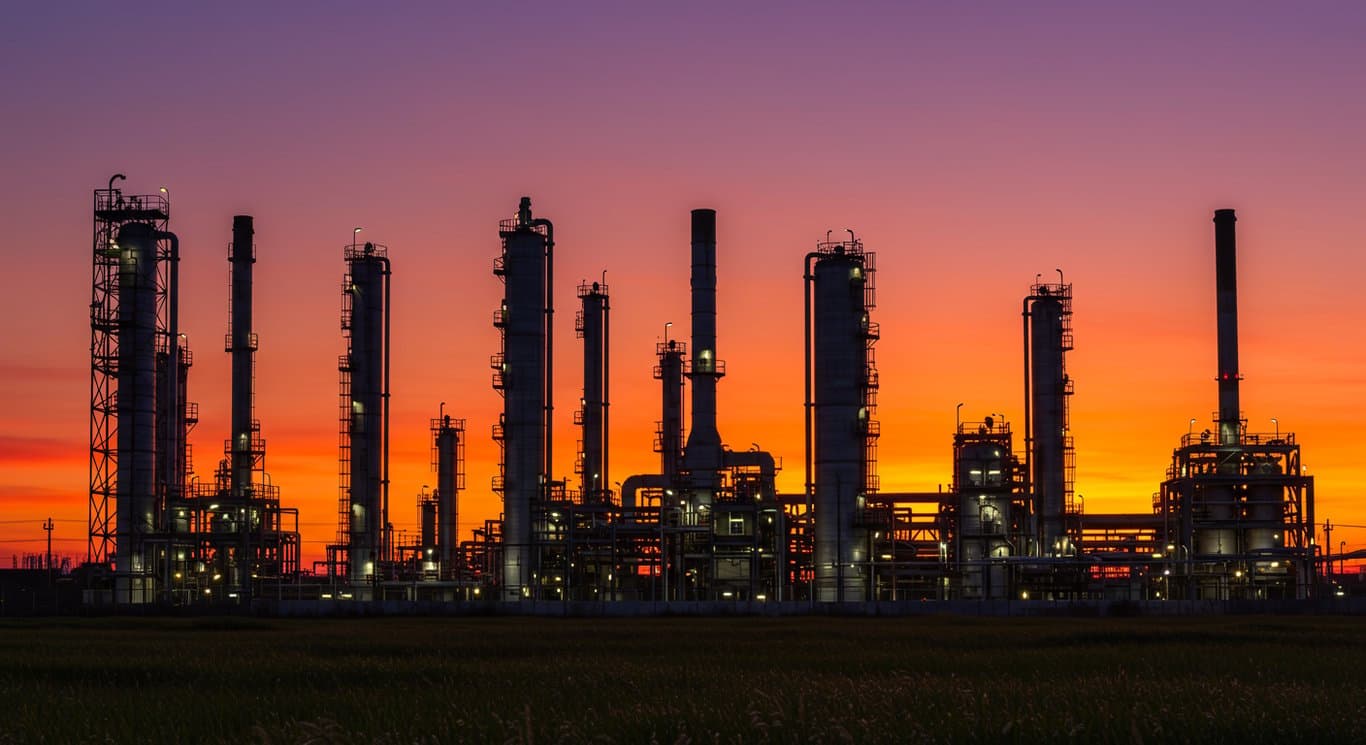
(532, 216, 554, 503)
(804, 253, 816, 602)
(1214, 209, 1241, 446)
(163, 231, 180, 507)
(161, 230, 180, 602)
(603, 285, 609, 503)
(1021, 299, 1032, 549)
(229, 216, 254, 500)
(382, 256, 392, 565)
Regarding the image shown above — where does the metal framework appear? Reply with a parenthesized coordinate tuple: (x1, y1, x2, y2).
(1024, 278, 1080, 557)
(332, 240, 391, 586)
(75, 192, 1333, 610)
(89, 180, 171, 566)
(1158, 432, 1314, 599)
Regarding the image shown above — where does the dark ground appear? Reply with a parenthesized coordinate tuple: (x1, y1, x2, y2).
(0, 616, 1361, 743)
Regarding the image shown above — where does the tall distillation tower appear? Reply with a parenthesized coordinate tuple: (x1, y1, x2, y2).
(338, 239, 391, 585)
(806, 234, 879, 602)
(576, 280, 610, 502)
(89, 176, 180, 604)
(1024, 277, 1076, 556)
(493, 198, 554, 600)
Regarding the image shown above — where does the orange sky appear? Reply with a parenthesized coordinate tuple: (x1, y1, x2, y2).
(3, 3, 1365, 565)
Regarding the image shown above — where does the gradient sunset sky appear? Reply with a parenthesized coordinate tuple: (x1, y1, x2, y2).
(3, 2, 1364, 564)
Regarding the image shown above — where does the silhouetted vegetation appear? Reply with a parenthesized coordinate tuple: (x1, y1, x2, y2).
(0, 616, 1361, 743)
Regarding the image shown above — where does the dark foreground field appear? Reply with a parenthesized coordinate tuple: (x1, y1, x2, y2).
(0, 616, 1362, 744)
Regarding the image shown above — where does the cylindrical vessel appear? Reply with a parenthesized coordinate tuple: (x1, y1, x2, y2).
(1196, 484, 1237, 557)
(348, 245, 386, 582)
(155, 343, 191, 513)
(1030, 295, 1066, 553)
(421, 499, 437, 549)
(501, 221, 548, 599)
(955, 440, 1011, 600)
(115, 221, 159, 598)
(436, 417, 460, 571)
(659, 341, 685, 480)
(1247, 461, 1283, 555)
(579, 284, 608, 501)
(812, 249, 868, 602)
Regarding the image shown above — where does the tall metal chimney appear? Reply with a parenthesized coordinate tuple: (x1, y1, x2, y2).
(229, 216, 255, 499)
(1214, 209, 1241, 445)
(683, 209, 723, 495)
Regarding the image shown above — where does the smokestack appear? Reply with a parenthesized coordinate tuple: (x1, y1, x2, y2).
(1214, 209, 1240, 445)
(229, 215, 255, 498)
(683, 209, 723, 492)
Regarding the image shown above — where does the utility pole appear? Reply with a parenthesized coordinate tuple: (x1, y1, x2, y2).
(42, 518, 54, 575)
(1324, 519, 1333, 581)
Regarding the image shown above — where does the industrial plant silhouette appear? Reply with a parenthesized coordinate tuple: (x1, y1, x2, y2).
(84, 175, 1316, 611)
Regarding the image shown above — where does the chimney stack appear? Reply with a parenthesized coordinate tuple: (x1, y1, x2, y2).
(1214, 209, 1241, 445)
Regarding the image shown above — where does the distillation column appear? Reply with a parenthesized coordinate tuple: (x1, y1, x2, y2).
(344, 241, 390, 583)
(808, 240, 876, 602)
(496, 198, 552, 600)
(114, 222, 160, 601)
(657, 340, 686, 482)
(1026, 281, 1073, 555)
(683, 209, 724, 504)
(434, 415, 463, 575)
(577, 281, 609, 501)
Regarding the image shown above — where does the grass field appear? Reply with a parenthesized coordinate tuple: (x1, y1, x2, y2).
(0, 615, 1362, 743)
